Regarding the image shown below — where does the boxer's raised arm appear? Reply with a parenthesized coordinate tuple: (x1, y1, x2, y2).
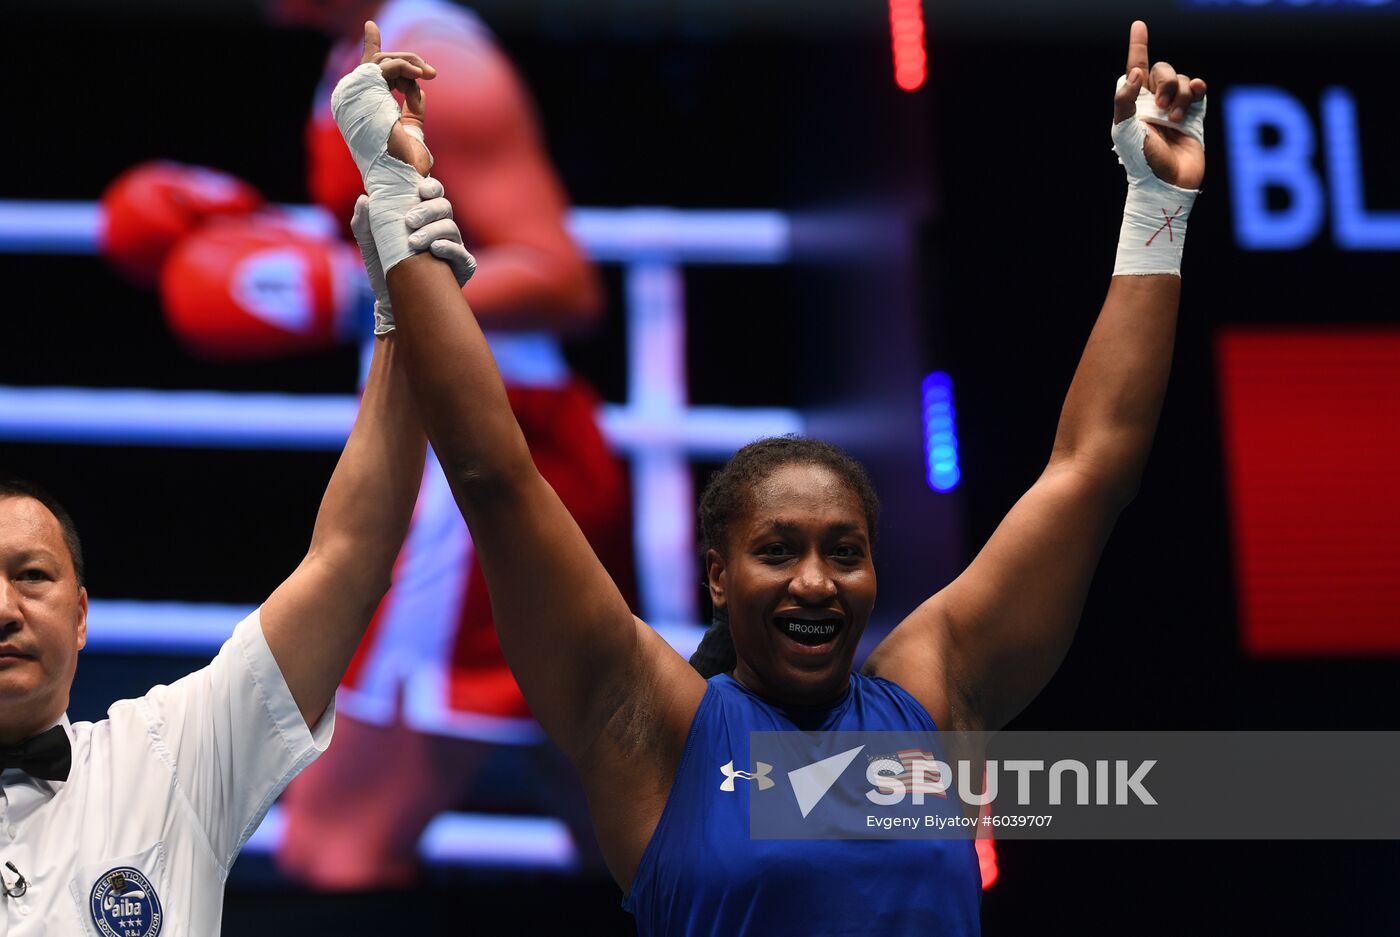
(869, 21, 1206, 732)
(337, 24, 703, 784)
(383, 253, 703, 771)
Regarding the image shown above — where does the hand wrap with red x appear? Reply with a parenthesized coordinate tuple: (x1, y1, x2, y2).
(1110, 76, 1205, 277)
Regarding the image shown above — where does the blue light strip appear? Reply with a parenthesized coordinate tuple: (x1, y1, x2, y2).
(600, 404, 804, 457)
(0, 201, 103, 253)
(0, 200, 791, 264)
(0, 386, 357, 450)
(921, 371, 961, 492)
(571, 207, 790, 263)
(85, 598, 706, 659)
(85, 600, 256, 654)
(243, 805, 578, 871)
(0, 385, 801, 457)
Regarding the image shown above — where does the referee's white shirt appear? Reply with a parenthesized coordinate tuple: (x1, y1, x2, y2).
(0, 611, 333, 936)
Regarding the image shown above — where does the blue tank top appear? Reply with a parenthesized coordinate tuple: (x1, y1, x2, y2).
(624, 673, 982, 936)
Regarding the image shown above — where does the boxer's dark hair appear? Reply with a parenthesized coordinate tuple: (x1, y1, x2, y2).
(0, 478, 86, 588)
(689, 611, 739, 680)
(689, 437, 879, 678)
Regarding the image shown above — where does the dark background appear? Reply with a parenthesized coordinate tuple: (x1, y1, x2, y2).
(5, 0, 1400, 932)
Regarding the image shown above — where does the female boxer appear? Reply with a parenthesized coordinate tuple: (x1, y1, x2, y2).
(339, 18, 1205, 933)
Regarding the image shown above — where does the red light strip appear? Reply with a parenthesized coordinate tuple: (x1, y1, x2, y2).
(889, 0, 928, 91)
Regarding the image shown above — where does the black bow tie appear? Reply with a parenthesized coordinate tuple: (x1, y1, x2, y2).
(0, 725, 72, 782)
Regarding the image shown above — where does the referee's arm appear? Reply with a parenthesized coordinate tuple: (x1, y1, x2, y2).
(260, 334, 426, 727)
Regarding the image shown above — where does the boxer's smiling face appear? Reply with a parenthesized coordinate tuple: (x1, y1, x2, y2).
(0, 497, 87, 745)
(707, 464, 875, 706)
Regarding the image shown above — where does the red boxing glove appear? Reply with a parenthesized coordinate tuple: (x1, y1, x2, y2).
(100, 161, 264, 287)
(160, 217, 364, 361)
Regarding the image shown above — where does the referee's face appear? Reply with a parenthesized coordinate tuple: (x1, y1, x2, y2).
(0, 496, 88, 744)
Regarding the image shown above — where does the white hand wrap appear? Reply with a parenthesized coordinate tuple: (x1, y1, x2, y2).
(331, 62, 431, 272)
(1110, 75, 1205, 277)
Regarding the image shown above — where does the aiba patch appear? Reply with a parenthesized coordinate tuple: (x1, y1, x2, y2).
(88, 866, 162, 937)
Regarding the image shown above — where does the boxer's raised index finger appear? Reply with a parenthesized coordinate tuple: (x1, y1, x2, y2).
(361, 21, 382, 64)
(1126, 20, 1149, 83)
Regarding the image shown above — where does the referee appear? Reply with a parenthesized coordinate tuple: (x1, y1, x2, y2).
(0, 172, 460, 933)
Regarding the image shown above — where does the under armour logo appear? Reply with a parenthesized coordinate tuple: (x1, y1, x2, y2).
(720, 760, 775, 791)
(1146, 206, 1184, 247)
